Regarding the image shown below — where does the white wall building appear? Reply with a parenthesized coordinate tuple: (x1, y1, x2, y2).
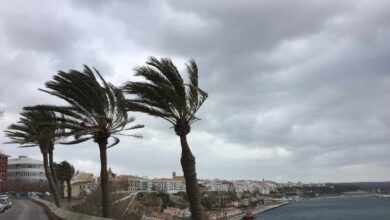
(7, 156, 46, 182)
(203, 179, 234, 192)
(154, 178, 185, 193)
(232, 180, 277, 195)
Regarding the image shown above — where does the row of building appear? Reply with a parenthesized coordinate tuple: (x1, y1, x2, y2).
(0, 154, 279, 198)
(111, 174, 278, 196)
(201, 179, 278, 194)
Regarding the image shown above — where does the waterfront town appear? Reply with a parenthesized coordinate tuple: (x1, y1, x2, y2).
(0, 153, 387, 219)
(1, 0, 390, 219)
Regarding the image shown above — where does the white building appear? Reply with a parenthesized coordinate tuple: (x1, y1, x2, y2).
(154, 178, 185, 193)
(65, 172, 97, 198)
(232, 180, 277, 195)
(7, 156, 46, 182)
(124, 176, 153, 192)
(203, 179, 234, 192)
(154, 172, 186, 193)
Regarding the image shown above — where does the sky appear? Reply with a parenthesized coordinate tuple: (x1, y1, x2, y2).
(0, 0, 390, 183)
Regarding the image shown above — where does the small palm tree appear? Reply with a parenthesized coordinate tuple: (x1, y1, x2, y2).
(4, 109, 62, 207)
(122, 57, 208, 219)
(57, 161, 76, 202)
(25, 65, 144, 217)
(53, 162, 65, 198)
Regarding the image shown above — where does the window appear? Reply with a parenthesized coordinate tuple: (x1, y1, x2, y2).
(1, 157, 5, 162)
(1, 165, 4, 170)
(1, 173, 4, 178)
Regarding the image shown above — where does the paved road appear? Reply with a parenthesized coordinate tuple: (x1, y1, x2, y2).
(0, 199, 49, 220)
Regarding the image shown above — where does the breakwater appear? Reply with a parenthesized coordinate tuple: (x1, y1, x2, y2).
(230, 202, 289, 220)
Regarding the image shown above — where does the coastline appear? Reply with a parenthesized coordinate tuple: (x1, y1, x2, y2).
(230, 202, 290, 220)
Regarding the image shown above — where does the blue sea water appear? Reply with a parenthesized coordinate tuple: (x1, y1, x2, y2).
(256, 196, 390, 220)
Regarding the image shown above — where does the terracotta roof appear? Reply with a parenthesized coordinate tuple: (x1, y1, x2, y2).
(174, 176, 185, 181)
(8, 156, 42, 164)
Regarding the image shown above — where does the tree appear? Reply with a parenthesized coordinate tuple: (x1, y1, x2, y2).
(53, 162, 65, 198)
(57, 161, 76, 202)
(122, 57, 208, 219)
(4, 109, 62, 207)
(25, 65, 144, 217)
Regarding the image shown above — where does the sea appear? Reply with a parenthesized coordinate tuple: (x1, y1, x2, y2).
(256, 196, 390, 220)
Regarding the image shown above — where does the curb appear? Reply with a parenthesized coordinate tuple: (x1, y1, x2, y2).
(31, 197, 113, 220)
(31, 198, 63, 220)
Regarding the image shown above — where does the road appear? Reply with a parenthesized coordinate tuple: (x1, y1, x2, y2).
(0, 199, 49, 220)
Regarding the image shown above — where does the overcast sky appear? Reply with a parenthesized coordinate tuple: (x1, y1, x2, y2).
(1, 0, 390, 183)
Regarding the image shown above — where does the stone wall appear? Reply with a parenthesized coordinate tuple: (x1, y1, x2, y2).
(32, 197, 113, 220)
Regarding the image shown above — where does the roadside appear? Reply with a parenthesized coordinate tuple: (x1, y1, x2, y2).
(0, 199, 49, 220)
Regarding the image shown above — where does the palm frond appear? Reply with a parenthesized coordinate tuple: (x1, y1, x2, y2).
(27, 65, 143, 148)
(4, 109, 63, 150)
(123, 57, 208, 130)
(59, 137, 92, 145)
(107, 136, 120, 148)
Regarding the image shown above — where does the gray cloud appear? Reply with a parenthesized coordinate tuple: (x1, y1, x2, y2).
(0, 0, 389, 182)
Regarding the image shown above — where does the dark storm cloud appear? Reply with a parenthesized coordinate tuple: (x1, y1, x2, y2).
(0, 0, 389, 182)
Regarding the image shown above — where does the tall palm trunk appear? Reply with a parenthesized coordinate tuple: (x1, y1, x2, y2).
(99, 141, 110, 217)
(49, 146, 58, 188)
(42, 148, 61, 207)
(60, 180, 65, 198)
(66, 179, 72, 202)
(179, 135, 205, 220)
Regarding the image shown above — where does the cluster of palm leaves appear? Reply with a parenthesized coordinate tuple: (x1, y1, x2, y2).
(4, 57, 208, 219)
(5, 110, 63, 206)
(56, 161, 77, 202)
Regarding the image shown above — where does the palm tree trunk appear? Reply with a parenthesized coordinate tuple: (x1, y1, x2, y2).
(42, 149, 61, 207)
(49, 146, 58, 189)
(60, 180, 65, 198)
(66, 179, 72, 202)
(98, 141, 110, 217)
(179, 134, 205, 220)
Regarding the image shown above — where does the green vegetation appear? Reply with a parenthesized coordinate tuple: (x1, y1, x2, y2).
(57, 161, 76, 202)
(122, 57, 208, 220)
(4, 110, 63, 207)
(201, 191, 238, 211)
(24, 66, 144, 217)
(4, 57, 208, 219)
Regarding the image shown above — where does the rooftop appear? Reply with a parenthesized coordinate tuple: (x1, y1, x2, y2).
(8, 155, 42, 165)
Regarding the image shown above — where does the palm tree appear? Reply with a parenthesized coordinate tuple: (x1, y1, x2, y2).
(57, 161, 76, 202)
(53, 162, 65, 198)
(122, 57, 208, 219)
(4, 109, 62, 207)
(25, 65, 144, 217)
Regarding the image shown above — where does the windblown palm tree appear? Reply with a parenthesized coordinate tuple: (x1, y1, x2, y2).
(4, 109, 62, 207)
(53, 162, 65, 198)
(25, 65, 144, 217)
(122, 57, 208, 219)
(57, 161, 76, 202)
